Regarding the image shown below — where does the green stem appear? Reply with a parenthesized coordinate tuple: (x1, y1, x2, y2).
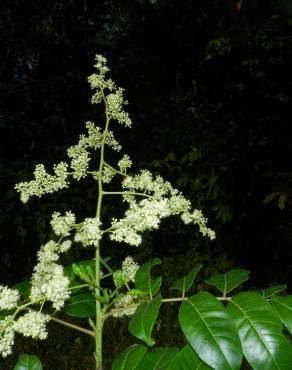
(100, 257, 114, 274)
(161, 296, 231, 303)
(94, 88, 111, 370)
(50, 316, 95, 337)
(103, 161, 128, 177)
(103, 191, 151, 198)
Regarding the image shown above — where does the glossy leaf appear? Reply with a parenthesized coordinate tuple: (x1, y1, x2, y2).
(64, 292, 96, 317)
(167, 345, 212, 370)
(261, 285, 287, 298)
(64, 259, 95, 292)
(170, 264, 202, 294)
(129, 294, 161, 346)
(112, 344, 147, 370)
(113, 270, 127, 288)
(205, 269, 250, 295)
(136, 347, 178, 370)
(14, 354, 43, 370)
(271, 295, 292, 335)
(179, 291, 242, 370)
(227, 292, 292, 370)
(12, 280, 31, 300)
(135, 259, 162, 297)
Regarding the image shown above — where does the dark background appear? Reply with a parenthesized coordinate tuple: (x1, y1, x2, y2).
(0, 0, 292, 368)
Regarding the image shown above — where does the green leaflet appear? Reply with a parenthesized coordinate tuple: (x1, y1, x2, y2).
(179, 291, 242, 370)
(64, 292, 96, 317)
(170, 264, 202, 294)
(227, 292, 292, 370)
(14, 354, 43, 370)
(112, 345, 147, 370)
(261, 285, 287, 298)
(271, 295, 292, 335)
(128, 294, 161, 346)
(205, 269, 250, 295)
(136, 347, 178, 370)
(167, 345, 212, 370)
(135, 258, 162, 298)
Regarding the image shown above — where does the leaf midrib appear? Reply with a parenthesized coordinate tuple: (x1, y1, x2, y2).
(187, 298, 233, 370)
(230, 299, 281, 370)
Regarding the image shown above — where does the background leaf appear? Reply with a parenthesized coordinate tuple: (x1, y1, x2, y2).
(179, 291, 242, 370)
(136, 347, 178, 370)
(64, 292, 96, 317)
(12, 280, 31, 300)
(205, 269, 250, 295)
(261, 284, 287, 298)
(14, 354, 43, 370)
(64, 259, 95, 292)
(170, 264, 202, 294)
(128, 294, 161, 346)
(271, 295, 292, 335)
(112, 345, 147, 370)
(135, 259, 162, 298)
(227, 292, 292, 370)
(167, 345, 212, 370)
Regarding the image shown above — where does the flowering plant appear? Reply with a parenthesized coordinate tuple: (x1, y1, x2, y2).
(0, 55, 214, 369)
(1, 56, 292, 370)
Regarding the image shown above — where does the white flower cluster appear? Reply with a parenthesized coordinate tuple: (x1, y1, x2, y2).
(50, 211, 76, 237)
(118, 154, 132, 173)
(15, 162, 69, 203)
(112, 294, 139, 318)
(106, 88, 132, 127)
(181, 210, 216, 240)
(0, 286, 20, 311)
(122, 170, 173, 196)
(110, 171, 191, 246)
(67, 121, 103, 180)
(105, 130, 122, 152)
(88, 55, 112, 103)
(122, 256, 139, 283)
(74, 217, 102, 247)
(13, 311, 50, 340)
(109, 170, 215, 245)
(0, 310, 51, 358)
(30, 240, 71, 310)
(88, 55, 132, 127)
(102, 165, 116, 183)
(110, 221, 142, 246)
(70, 152, 90, 180)
(0, 316, 15, 357)
(110, 195, 189, 246)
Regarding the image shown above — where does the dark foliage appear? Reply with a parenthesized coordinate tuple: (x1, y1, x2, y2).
(0, 0, 292, 366)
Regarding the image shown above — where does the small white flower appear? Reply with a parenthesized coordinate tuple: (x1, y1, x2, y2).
(14, 311, 50, 340)
(15, 162, 69, 203)
(105, 131, 122, 151)
(102, 166, 115, 183)
(122, 256, 139, 283)
(181, 212, 193, 224)
(181, 209, 216, 240)
(60, 240, 72, 253)
(0, 316, 15, 358)
(74, 217, 102, 247)
(30, 240, 71, 310)
(118, 155, 132, 173)
(106, 88, 132, 127)
(51, 211, 76, 237)
(0, 286, 20, 311)
(112, 295, 139, 318)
